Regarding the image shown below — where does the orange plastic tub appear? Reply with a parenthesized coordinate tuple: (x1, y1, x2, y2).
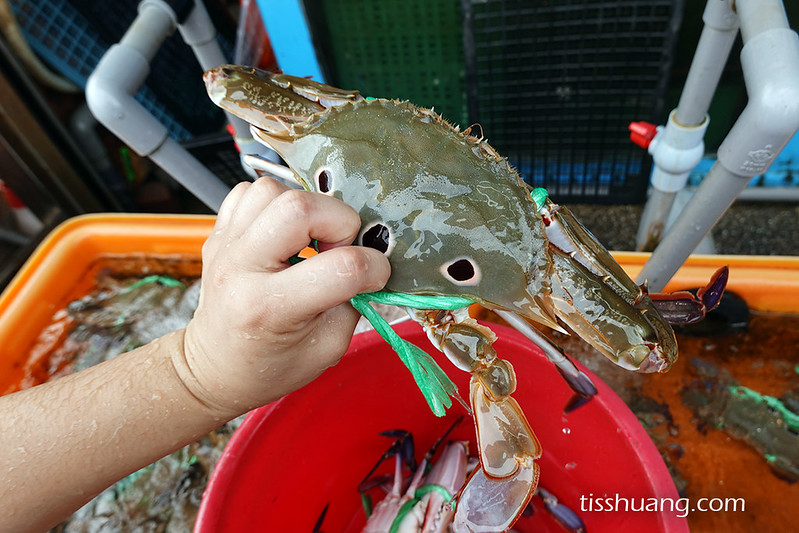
(0, 214, 214, 393)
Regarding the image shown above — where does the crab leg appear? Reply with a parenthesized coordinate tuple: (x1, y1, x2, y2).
(361, 419, 468, 532)
(241, 153, 299, 184)
(405, 308, 541, 532)
(536, 486, 587, 533)
(495, 309, 597, 412)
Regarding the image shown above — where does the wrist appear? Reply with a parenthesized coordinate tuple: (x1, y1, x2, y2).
(169, 326, 243, 422)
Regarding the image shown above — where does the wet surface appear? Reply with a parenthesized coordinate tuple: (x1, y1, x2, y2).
(515, 310, 799, 533)
(11, 256, 202, 393)
(15, 256, 243, 533)
(17, 256, 799, 532)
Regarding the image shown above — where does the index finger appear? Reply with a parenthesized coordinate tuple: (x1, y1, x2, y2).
(271, 245, 391, 324)
(234, 189, 363, 270)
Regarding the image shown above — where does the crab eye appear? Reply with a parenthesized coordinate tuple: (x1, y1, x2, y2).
(441, 257, 481, 286)
(359, 222, 393, 255)
(315, 168, 333, 193)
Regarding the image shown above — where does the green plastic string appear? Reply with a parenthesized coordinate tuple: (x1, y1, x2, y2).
(360, 492, 373, 518)
(288, 251, 473, 417)
(729, 385, 799, 431)
(414, 483, 454, 502)
(351, 292, 473, 417)
(387, 484, 455, 532)
(359, 290, 474, 311)
(389, 498, 419, 533)
(123, 275, 185, 293)
(531, 187, 548, 211)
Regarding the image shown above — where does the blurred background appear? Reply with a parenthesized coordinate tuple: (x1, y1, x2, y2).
(0, 0, 798, 288)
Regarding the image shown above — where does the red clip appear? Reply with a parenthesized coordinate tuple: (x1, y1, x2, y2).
(226, 123, 242, 153)
(629, 121, 658, 149)
(0, 182, 24, 209)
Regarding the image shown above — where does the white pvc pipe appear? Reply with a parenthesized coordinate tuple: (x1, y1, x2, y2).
(635, 0, 738, 251)
(674, 0, 739, 125)
(176, 0, 279, 179)
(734, 0, 790, 42)
(125, 0, 176, 61)
(737, 186, 799, 202)
(717, 30, 799, 178)
(635, 188, 674, 251)
(86, 0, 230, 211)
(637, 0, 799, 291)
(678, 185, 799, 202)
(176, 0, 221, 70)
(87, 36, 168, 156)
(176, 0, 249, 138)
(648, 111, 710, 194)
(639, 162, 747, 289)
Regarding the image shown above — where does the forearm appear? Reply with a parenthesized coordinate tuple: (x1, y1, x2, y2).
(0, 329, 230, 532)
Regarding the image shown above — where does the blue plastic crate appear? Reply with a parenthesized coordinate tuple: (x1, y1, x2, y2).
(10, 0, 198, 141)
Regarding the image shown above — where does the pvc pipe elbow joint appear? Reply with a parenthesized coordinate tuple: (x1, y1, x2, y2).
(86, 44, 169, 156)
(648, 110, 710, 193)
(718, 28, 799, 178)
(177, 1, 216, 48)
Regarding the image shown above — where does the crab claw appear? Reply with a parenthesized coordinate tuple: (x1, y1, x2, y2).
(650, 266, 729, 325)
(698, 265, 729, 311)
(358, 429, 416, 492)
(537, 487, 587, 533)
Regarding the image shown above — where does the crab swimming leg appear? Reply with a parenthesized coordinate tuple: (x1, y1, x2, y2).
(405, 307, 542, 532)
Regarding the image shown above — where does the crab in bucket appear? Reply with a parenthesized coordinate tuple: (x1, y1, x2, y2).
(204, 65, 727, 532)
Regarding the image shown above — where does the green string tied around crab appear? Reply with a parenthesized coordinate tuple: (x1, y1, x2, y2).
(288, 251, 473, 417)
(350, 291, 475, 417)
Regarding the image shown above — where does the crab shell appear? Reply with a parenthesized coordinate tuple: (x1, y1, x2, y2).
(204, 65, 677, 373)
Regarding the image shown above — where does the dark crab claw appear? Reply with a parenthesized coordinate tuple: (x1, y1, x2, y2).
(421, 415, 464, 465)
(649, 266, 729, 325)
(558, 367, 599, 413)
(357, 429, 416, 492)
(536, 487, 587, 533)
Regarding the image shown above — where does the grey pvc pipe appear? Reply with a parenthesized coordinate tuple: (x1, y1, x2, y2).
(637, 0, 799, 291)
(636, 163, 749, 291)
(635, 0, 739, 252)
(734, 0, 790, 42)
(176, 0, 252, 143)
(674, 3, 739, 125)
(635, 188, 676, 252)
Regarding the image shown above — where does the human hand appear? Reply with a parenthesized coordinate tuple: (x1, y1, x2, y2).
(180, 177, 390, 419)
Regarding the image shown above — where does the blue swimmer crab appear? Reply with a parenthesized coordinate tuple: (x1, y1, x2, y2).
(204, 65, 727, 532)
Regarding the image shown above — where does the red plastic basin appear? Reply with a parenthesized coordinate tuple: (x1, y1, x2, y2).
(196, 320, 687, 532)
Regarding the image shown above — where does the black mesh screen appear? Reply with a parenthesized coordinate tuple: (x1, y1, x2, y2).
(463, 0, 683, 203)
